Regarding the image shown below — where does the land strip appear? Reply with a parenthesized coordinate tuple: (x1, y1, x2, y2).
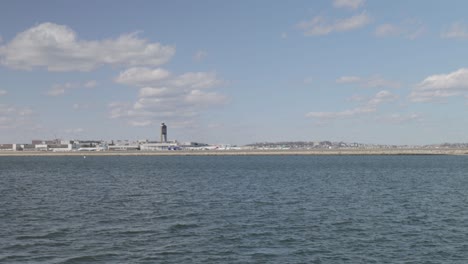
(1, 148, 468, 156)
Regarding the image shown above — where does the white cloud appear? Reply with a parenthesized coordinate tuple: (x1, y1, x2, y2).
(108, 98, 199, 127)
(108, 102, 131, 119)
(185, 90, 227, 105)
(0, 22, 175, 71)
(47, 89, 66, 96)
(170, 72, 222, 89)
(138, 87, 172, 97)
(363, 77, 401, 89)
(306, 90, 398, 120)
(47, 82, 74, 96)
(376, 113, 422, 124)
(346, 94, 366, 102)
(409, 68, 468, 102)
(336, 75, 400, 88)
(409, 90, 458, 103)
(193, 50, 207, 61)
(72, 103, 89, 110)
(47, 81, 96, 96)
(375, 24, 400, 37)
(306, 105, 375, 119)
(129, 120, 152, 127)
(0, 90, 7, 96)
(0, 104, 34, 129)
(333, 0, 365, 10)
(375, 20, 425, 39)
(115, 67, 171, 86)
(84, 80, 97, 88)
(116, 68, 221, 89)
(367, 90, 399, 106)
(297, 12, 370, 36)
(442, 22, 468, 39)
(110, 68, 226, 127)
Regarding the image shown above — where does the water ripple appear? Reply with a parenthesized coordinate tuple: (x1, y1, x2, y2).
(2, 155, 468, 263)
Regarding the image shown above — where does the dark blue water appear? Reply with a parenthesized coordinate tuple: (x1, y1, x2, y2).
(1, 155, 468, 263)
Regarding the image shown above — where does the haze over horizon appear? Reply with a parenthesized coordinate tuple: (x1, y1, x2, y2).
(1, 0, 468, 145)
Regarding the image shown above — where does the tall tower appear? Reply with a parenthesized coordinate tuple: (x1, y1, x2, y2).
(160, 123, 167, 142)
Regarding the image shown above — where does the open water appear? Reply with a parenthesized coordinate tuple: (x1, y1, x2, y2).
(1, 155, 468, 263)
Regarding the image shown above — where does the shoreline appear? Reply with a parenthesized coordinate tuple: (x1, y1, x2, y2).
(1, 148, 468, 156)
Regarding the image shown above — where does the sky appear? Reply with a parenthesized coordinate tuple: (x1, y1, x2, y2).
(1, 0, 468, 145)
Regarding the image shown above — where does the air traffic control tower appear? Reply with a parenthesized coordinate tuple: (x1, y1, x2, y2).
(160, 123, 167, 142)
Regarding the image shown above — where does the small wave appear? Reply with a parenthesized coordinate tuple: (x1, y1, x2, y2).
(156, 250, 185, 256)
(5, 241, 69, 250)
(250, 249, 281, 259)
(16, 229, 68, 240)
(119, 228, 154, 235)
(278, 237, 299, 244)
(0, 254, 28, 262)
(245, 231, 274, 238)
(168, 223, 199, 231)
(60, 253, 119, 263)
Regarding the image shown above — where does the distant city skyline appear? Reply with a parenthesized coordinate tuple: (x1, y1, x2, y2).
(1, 0, 468, 145)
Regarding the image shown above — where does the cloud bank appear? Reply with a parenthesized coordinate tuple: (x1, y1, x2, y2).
(110, 67, 227, 127)
(410, 68, 468, 102)
(306, 90, 398, 120)
(0, 22, 175, 71)
(0, 104, 34, 129)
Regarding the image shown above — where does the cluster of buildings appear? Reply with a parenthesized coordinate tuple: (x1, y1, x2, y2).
(6, 123, 461, 152)
(246, 141, 468, 150)
(247, 141, 362, 150)
(0, 123, 225, 152)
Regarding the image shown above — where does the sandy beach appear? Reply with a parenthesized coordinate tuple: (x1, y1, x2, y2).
(1, 148, 468, 156)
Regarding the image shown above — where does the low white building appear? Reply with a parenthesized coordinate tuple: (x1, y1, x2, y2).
(51, 144, 74, 152)
(140, 142, 180, 151)
(35, 144, 49, 151)
(107, 144, 139, 151)
(0, 144, 15, 151)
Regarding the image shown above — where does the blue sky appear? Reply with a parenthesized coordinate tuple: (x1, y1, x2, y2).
(1, 0, 468, 145)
